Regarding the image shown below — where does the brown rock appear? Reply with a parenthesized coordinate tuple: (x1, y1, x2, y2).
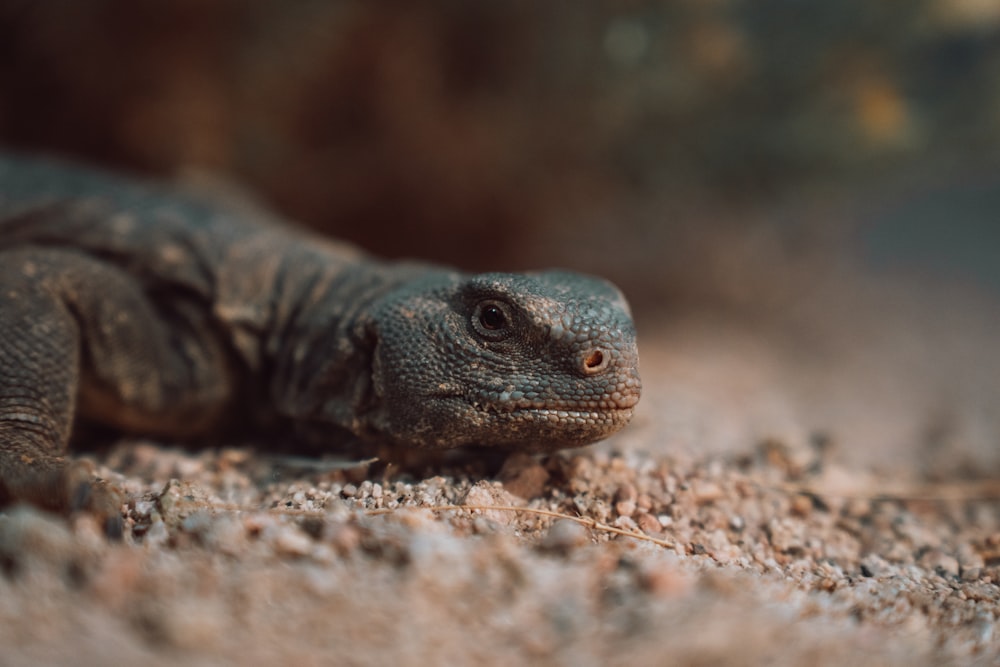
(638, 558, 693, 597)
(790, 494, 813, 517)
(918, 549, 960, 578)
(461, 481, 522, 525)
(539, 519, 589, 553)
(692, 481, 724, 505)
(635, 511, 663, 535)
(615, 483, 638, 517)
(497, 452, 550, 500)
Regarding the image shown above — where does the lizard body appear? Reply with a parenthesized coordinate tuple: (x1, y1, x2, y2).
(0, 154, 641, 529)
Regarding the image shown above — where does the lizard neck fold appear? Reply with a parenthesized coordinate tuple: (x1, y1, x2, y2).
(260, 251, 441, 446)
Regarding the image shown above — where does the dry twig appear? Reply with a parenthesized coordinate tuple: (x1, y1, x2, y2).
(366, 503, 680, 550)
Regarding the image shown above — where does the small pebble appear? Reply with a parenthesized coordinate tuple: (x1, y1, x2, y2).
(324, 522, 362, 555)
(540, 519, 589, 553)
(635, 512, 662, 535)
(615, 500, 636, 517)
(271, 525, 314, 557)
(790, 494, 813, 517)
(497, 452, 550, 500)
(461, 481, 520, 525)
(638, 557, 692, 597)
(615, 483, 638, 505)
(918, 549, 959, 579)
(692, 481, 723, 505)
(613, 515, 639, 532)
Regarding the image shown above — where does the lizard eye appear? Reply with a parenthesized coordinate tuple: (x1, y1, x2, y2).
(480, 304, 506, 329)
(473, 300, 513, 340)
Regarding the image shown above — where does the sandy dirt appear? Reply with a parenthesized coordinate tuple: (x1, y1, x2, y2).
(2, 273, 999, 667)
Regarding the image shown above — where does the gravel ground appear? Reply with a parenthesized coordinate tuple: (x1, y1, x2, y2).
(2, 277, 999, 667)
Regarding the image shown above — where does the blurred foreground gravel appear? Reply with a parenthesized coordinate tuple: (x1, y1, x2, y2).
(2, 290, 999, 666)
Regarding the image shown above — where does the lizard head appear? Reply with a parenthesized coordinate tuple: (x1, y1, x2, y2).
(364, 270, 641, 451)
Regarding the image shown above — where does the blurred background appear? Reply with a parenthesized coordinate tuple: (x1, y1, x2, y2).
(1, 0, 997, 473)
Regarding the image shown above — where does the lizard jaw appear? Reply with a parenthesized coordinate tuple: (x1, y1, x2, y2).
(470, 399, 634, 422)
(466, 398, 636, 448)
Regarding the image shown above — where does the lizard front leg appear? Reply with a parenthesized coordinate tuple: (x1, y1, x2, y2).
(0, 249, 124, 534)
(0, 246, 234, 536)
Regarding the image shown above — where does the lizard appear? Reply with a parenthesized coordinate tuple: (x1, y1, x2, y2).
(0, 153, 641, 534)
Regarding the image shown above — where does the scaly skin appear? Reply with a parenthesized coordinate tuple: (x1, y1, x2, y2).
(0, 154, 641, 532)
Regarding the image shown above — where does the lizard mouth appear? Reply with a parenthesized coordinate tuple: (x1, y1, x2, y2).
(422, 386, 639, 448)
(467, 386, 639, 416)
(464, 398, 636, 449)
(471, 400, 632, 417)
(468, 398, 636, 428)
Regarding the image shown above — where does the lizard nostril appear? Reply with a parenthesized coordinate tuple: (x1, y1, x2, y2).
(582, 348, 609, 375)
